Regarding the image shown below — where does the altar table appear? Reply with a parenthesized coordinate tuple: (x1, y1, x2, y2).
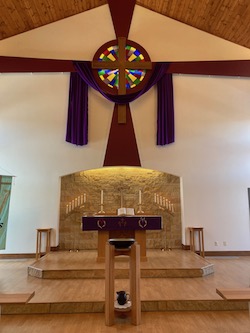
(82, 215, 162, 261)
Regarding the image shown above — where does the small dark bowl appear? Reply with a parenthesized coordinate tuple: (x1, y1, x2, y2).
(108, 238, 135, 249)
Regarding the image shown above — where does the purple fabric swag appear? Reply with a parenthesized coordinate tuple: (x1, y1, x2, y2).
(66, 61, 174, 146)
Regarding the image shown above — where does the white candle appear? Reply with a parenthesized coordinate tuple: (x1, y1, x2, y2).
(120, 191, 123, 207)
(80, 195, 83, 205)
(166, 199, 169, 209)
(101, 190, 104, 205)
(156, 194, 159, 204)
(154, 193, 157, 203)
(160, 196, 162, 206)
(72, 200, 74, 210)
(84, 193, 86, 203)
(162, 197, 166, 207)
(66, 205, 69, 214)
(139, 190, 142, 204)
(171, 204, 174, 213)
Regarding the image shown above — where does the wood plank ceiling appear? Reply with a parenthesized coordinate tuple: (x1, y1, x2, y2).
(0, 0, 249, 49)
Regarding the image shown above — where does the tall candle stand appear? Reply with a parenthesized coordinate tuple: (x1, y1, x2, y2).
(137, 190, 144, 214)
(153, 194, 175, 251)
(97, 190, 105, 215)
(65, 193, 87, 252)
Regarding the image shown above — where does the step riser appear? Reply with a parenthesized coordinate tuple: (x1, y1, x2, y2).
(28, 267, 214, 279)
(1, 300, 248, 315)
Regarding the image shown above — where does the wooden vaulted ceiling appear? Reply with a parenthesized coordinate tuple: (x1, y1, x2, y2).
(0, 0, 249, 49)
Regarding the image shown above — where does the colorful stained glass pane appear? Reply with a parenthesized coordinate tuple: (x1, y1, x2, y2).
(97, 44, 147, 90)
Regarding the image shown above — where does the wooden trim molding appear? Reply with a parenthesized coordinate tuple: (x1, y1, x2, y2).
(204, 251, 250, 257)
(0, 253, 36, 259)
(182, 245, 250, 256)
(0, 246, 59, 259)
(1, 248, 249, 259)
(182, 244, 190, 251)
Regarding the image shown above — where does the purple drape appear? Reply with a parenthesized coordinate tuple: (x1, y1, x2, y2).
(157, 73, 174, 145)
(66, 72, 88, 145)
(66, 61, 174, 146)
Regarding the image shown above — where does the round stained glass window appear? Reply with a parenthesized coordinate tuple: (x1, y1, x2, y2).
(97, 44, 148, 90)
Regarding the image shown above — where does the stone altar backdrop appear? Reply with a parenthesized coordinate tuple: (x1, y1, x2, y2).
(59, 167, 181, 250)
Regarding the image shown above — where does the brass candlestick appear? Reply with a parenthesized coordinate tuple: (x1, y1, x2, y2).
(137, 204, 144, 214)
(98, 204, 105, 215)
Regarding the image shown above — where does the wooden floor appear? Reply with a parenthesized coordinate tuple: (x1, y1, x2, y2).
(1, 250, 250, 332)
(0, 311, 250, 333)
(1, 250, 249, 304)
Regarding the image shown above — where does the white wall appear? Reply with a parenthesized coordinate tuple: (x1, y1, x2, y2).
(0, 5, 250, 253)
(132, 75, 250, 250)
(0, 73, 112, 252)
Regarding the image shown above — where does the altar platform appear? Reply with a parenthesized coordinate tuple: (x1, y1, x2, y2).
(1, 250, 250, 315)
(28, 249, 214, 279)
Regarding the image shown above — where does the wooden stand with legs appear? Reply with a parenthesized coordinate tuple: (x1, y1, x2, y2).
(36, 228, 52, 260)
(189, 227, 205, 257)
(105, 241, 141, 326)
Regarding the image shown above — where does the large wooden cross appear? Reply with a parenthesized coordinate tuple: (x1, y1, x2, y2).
(92, 37, 152, 123)
(0, 0, 248, 167)
(91, 0, 152, 166)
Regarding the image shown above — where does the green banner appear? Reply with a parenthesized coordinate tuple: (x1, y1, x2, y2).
(0, 176, 12, 250)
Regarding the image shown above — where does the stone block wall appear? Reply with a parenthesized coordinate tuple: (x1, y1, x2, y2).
(59, 167, 182, 250)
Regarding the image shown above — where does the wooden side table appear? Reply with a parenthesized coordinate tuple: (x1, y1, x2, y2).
(188, 227, 205, 257)
(36, 228, 52, 260)
(105, 241, 141, 326)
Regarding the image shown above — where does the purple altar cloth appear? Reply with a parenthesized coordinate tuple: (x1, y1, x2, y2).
(82, 216, 162, 231)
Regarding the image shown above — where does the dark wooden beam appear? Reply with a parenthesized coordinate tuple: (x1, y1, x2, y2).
(108, 0, 135, 39)
(0, 56, 250, 77)
(0, 56, 75, 72)
(168, 60, 250, 77)
(103, 104, 141, 167)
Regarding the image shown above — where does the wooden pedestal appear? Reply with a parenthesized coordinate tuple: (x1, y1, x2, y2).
(36, 228, 52, 260)
(189, 227, 205, 257)
(105, 242, 141, 326)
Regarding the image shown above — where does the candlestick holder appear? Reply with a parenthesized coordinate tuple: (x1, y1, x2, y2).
(79, 203, 85, 210)
(137, 204, 144, 214)
(98, 204, 105, 215)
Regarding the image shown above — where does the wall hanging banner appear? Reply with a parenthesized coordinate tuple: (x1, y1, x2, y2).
(0, 176, 12, 250)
